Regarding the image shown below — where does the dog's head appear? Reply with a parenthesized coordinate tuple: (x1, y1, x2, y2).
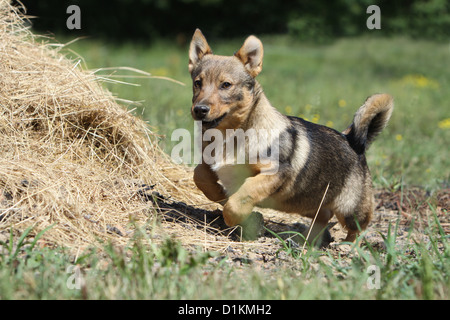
(188, 29, 263, 130)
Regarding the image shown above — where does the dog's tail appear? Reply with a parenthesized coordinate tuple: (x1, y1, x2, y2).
(344, 94, 394, 155)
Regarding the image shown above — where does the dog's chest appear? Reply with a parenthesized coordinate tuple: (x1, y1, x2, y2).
(213, 163, 253, 196)
(208, 134, 258, 194)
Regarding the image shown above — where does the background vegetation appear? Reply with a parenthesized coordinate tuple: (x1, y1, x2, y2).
(15, 0, 450, 189)
(18, 0, 450, 189)
(63, 35, 449, 189)
(20, 0, 450, 42)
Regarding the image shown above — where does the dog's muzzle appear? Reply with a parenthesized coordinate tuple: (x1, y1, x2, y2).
(201, 112, 227, 128)
(193, 104, 210, 120)
(192, 104, 227, 128)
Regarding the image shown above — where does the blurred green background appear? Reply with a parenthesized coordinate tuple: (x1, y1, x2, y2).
(19, 0, 450, 42)
(18, 0, 450, 190)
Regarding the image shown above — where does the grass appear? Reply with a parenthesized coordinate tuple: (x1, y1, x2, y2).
(0, 210, 448, 299)
(63, 35, 450, 190)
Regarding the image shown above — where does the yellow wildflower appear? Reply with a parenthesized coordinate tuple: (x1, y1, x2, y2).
(416, 75, 428, 87)
(284, 105, 293, 115)
(395, 134, 403, 141)
(438, 118, 450, 130)
(312, 114, 320, 123)
(150, 67, 169, 77)
(399, 74, 439, 89)
(338, 99, 347, 108)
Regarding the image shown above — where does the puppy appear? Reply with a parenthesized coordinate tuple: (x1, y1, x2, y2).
(189, 29, 393, 244)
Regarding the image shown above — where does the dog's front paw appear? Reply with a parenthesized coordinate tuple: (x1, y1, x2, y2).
(222, 194, 254, 226)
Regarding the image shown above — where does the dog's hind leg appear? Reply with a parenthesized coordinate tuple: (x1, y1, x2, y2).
(332, 173, 374, 242)
(304, 208, 334, 247)
(335, 199, 373, 243)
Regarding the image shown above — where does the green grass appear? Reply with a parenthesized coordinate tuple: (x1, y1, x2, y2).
(1, 211, 448, 299)
(63, 35, 450, 190)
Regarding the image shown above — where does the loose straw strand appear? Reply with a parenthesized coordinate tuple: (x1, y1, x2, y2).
(300, 182, 330, 257)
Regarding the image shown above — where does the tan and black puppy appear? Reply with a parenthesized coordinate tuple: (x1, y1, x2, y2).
(189, 29, 393, 244)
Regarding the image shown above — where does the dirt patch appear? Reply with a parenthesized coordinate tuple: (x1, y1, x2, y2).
(134, 183, 449, 269)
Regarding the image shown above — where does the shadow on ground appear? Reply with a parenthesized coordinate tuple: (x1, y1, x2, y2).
(137, 184, 336, 247)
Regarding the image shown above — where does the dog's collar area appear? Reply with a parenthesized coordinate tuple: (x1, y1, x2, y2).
(202, 112, 228, 128)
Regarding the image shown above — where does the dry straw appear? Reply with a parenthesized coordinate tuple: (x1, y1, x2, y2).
(0, 0, 218, 250)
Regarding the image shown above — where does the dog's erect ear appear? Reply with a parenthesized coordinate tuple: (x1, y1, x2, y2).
(235, 35, 263, 77)
(189, 29, 212, 73)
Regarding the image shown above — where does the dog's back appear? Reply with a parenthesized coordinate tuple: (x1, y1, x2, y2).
(263, 95, 393, 240)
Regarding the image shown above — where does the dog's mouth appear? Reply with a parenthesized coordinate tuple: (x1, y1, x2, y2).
(202, 112, 228, 128)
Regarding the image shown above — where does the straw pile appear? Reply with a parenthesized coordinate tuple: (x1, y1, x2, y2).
(0, 1, 215, 249)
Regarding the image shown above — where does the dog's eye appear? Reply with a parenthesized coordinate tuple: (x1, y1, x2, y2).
(220, 82, 232, 90)
(194, 80, 202, 89)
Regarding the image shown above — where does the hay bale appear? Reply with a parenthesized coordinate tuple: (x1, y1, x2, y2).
(0, 0, 205, 248)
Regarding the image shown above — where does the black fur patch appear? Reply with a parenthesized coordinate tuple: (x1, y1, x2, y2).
(283, 116, 358, 208)
(345, 124, 366, 155)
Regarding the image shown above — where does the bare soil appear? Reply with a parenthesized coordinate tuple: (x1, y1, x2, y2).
(142, 186, 449, 269)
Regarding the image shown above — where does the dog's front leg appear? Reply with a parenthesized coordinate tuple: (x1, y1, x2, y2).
(193, 163, 228, 204)
(223, 173, 282, 226)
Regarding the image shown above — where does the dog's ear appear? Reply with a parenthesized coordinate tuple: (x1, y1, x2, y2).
(189, 29, 212, 73)
(235, 35, 263, 77)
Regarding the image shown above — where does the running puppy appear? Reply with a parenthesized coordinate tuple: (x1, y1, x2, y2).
(189, 29, 393, 243)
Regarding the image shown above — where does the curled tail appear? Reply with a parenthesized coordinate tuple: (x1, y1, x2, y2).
(344, 94, 394, 154)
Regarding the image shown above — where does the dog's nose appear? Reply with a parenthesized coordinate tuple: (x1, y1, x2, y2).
(193, 105, 210, 119)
